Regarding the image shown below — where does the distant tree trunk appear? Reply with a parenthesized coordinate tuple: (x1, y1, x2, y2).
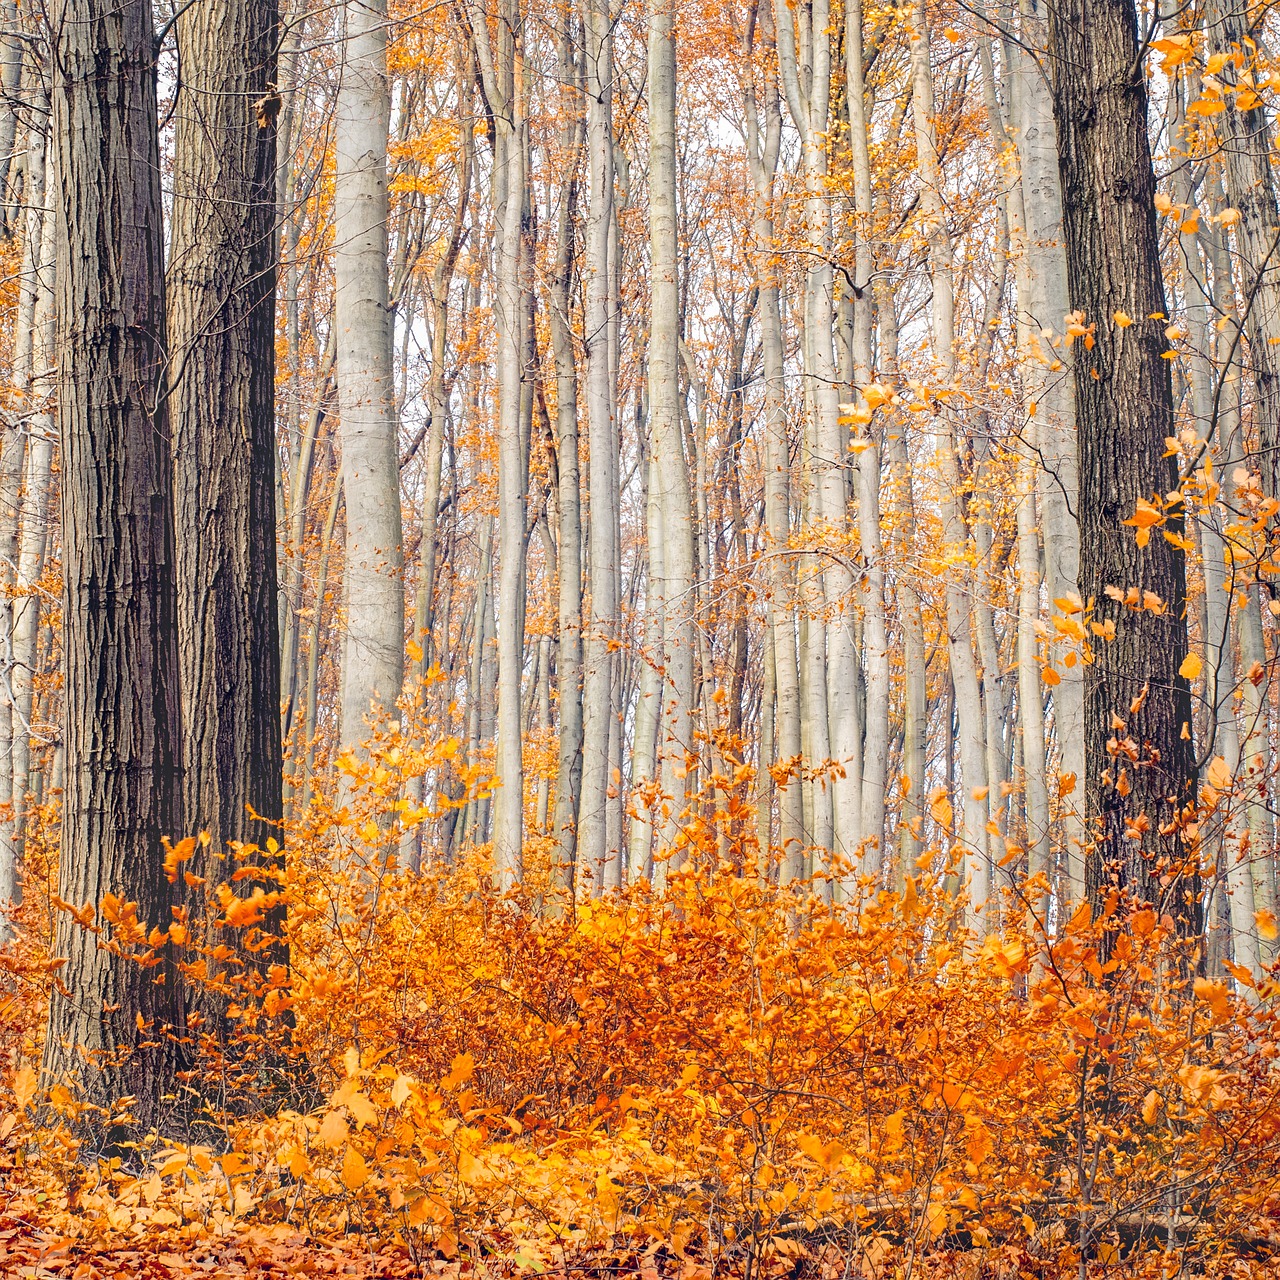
(845, 0, 889, 880)
(775, 0, 862, 876)
(1047, 0, 1198, 922)
(43, 0, 185, 1126)
(0, 0, 22, 236)
(578, 0, 620, 882)
(1009, 0, 1085, 898)
(334, 0, 404, 753)
(400, 115, 471, 874)
(744, 4, 803, 880)
(909, 0, 990, 931)
(648, 0, 696, 863)
(9, 169, 55, 878)
(548, 23, 584, 893)
(468, 0, 526, 889)
(167, 0, 285, 1015)
(0, 87, 46, 919)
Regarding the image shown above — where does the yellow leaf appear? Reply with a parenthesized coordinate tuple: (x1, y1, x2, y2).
(1042, 667, 1061, 687)
(1179, 652, 1203, 679)
(347, 1092, 378, 1130)
(1154, 192, 1174, 214)
(966, 1120, 993, 1165)
(318, 1109, 349, 1149)
(11, 1065, 36, 1111)
(1257, 909, 1279, 941)
(341, 1144, 368, 1191)
(1207, 756, 1232, 790)
(391, 1074, 413, 1107)
(457, 1147, 484, 1184)
(929, 789, 953, 828)
(925, 1202, 949, 1239)
(1113, 310, 1132, 327)
(443, 1051, 474, 1090)
(1142, 1090, 1160, 1125)
(862, 382, 895, 409)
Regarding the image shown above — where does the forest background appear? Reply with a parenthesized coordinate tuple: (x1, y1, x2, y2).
(1, 0, 1280, 1272)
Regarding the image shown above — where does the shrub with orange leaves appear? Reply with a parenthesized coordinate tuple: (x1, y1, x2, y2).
(2, 739, 1280, 1278)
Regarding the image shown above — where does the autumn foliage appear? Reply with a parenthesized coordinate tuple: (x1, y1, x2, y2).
(2, 739, 1280, 1279)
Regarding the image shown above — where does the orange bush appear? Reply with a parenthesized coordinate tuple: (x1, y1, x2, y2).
(2, 737, 1280, 1278)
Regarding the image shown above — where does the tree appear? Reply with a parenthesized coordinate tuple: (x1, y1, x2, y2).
(43, 0, 185, 1126)
(166, 0, 285, 994)
(334, 0, 405, 757)
(648, 0, 695, 873)
(1047, 0, 1198, 921)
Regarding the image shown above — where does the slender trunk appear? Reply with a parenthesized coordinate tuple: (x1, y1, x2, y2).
(0, 86, 44, 901)
(909, 0, 990, 931)
(578, 0, 618, 883)
(845, 0, 889, 879)
(744, 9, 803, 880)
(1012, 0, 1085, 896)
(9, 172, 54, 877)
(545, 33, 584, 892)
(648, 0, 696, 862)
(334, 0, 404, 752)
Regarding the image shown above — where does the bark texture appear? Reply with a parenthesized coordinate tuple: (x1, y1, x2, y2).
(1047, 0, 1198, 919)
(44, 0, 186, 1125)
(167, 0, 284, 915)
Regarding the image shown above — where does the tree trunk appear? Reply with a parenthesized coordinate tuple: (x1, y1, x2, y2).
(1010, 0, 1085, 898)
(909, 0, 990, 931)
(167, 0, 285, 1023)
(845, 0, 890, 880)
(1047, 0, 1198, 922)
(44, 0, 186, 1127)
(334, 0, 404, 753)
(577, 0, 619, 883)
(648, 0, 696, 863)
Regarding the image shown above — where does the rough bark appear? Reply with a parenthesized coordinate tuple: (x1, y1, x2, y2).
(43, 0, 186, 1126)
(167, 0, 285, 1003)
(1047, 0, 1198, 922)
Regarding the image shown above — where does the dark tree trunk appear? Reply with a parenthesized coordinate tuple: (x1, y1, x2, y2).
(1047, 0, 1199, 927)
(166, 0, 284, 1032)
(44, 0, 186, 1128)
